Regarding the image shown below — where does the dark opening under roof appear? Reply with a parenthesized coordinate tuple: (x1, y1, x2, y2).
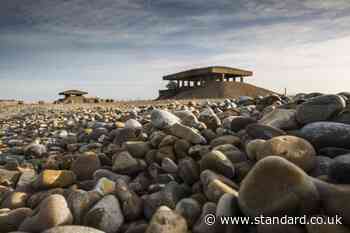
(163, 66, 253, 81)
(59, 90, 88, 95)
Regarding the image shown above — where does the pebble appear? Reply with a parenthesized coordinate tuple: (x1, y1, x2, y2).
(296, 94, 346, 124)
(245, 139, 266, 161)
(156, 146, 176, 162)
(188, 145, 210, 158)
(213, 144, 246, 163)
(32, 169, 76, 190)
(19, 194, 73, 232)
(0, 168, 21, 187)
(1, 191, 29, 209)
(123, 221, 148, 233)
(27, 188, 66, 209)
(192, 202, 217, 233)
(161, 157, 178, 173)
(125, 119, 143, 130)
(115, 179, 143, 221)
(222, 116, 236, 129)
(0, 207, 33, 232)
(175, 198, 201, 228)
(256, 135, 317, 172)
(170, 123, 207, 144)
(216, 193, 244, 233)
(300, 122, 350, 149)
(313, 179, 350, 225)
(66, 189, 100, 225)
(15, 168, 36, 192)
(230, 116, 257, 132)
(150, 131, 167, 148)
(258, 94, 281, 108)
(200, 150, 235, 179)
(159, 135, 177, 147)
(125, 141, 151, 158)
(143, 182, 190, 219)
(112, 151, 146, 175)
(319, 147, 350, 158)
(246, 123, 286, 140)
(238, 96, 255, 106)
(306, 215, 350, 233)
(239, 156, 320, 217)
(198, 107, 221, 131)
(201, 129, 217, 142)
(309, 156, 333, 178)
(329, 154, 350, 183)
(151, 109, 181, 129)
(94, 177, 116, 196)
(174, 110, 201, 129)
(24, 142, 47, 157)
(257, 224, 306, 233)
(200, 170, 238, 202)
(259, 108, 298, 130)
(71, 152, 101, 180)
(146, 206, 188, 233)
(93, 169, 131, 184)
(178, 157, 200, 185)
(42, 225, 105, 233)
(209, 135, 240, 147)
(84, 195, 124, 233)
(234, 160, 255, 182)
(332, 109, 350, 125)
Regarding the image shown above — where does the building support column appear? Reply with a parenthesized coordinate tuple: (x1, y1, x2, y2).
(240, 77, 244, 83)
(221, 73, 225, 82)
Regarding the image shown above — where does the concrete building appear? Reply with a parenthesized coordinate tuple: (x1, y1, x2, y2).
(58, 90, 88, 103)
(158, 66, 274, 99)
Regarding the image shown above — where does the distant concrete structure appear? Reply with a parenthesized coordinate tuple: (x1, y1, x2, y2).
(158, 66, 273, 99)
(58, 90, 88, 104)
(163, 66, 253, 85)
(0, 99, 23, 105)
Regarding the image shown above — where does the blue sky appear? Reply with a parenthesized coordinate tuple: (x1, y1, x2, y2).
(1, 0, 350, 100)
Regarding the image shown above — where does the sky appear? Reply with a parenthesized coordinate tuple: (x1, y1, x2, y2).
(1, 0, 350, 101)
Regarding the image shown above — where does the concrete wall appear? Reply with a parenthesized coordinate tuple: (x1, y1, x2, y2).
(61, 96, 86, 104)
(158, 81, 276, 99)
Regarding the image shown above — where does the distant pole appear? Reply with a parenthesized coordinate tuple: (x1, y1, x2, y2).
(284, 88, 287, 96)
